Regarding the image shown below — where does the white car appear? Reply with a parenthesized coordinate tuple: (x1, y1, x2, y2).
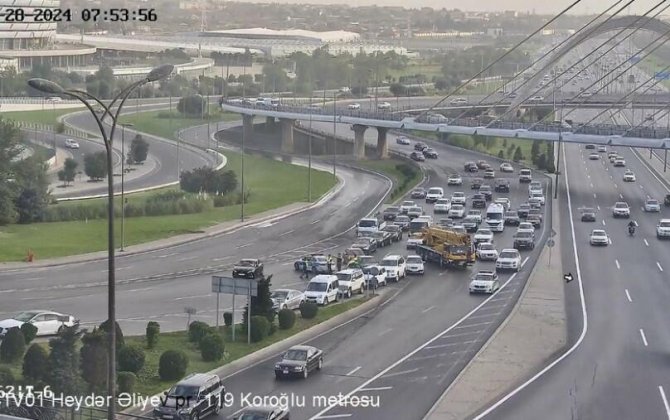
(450, 97, 468, 105)
(644, 198, 661, 212)
(589, 229, 609, 246)
(380, 255, 406, 282)
(597, 145, 607, 152)
(657, 219, 670, 239)
(448, 204, 465, 218)
(623, 170, 636, 182)
(612, 201, 630, 218)
(476, 242, 499, 261)
(447, 175, 463, 186)
(434, 198, 452, 214)
(496, 249, 522, 272)
(400, 201, 416, 214)
(474, 228, 494, 244)
(614, 157, 626, 167)
(396, 136, 411, 145)
(335, 269, 366, 297)
(407, 206, 424, 219)
(467, 209, 482, 223)
(494, 198, 511, 211)
(64, 138, 80, 149)
(271, 289, 306, 311)
(451, 192, 466, 205)
(377, 101, 392, 110)
(405, 255, 425, 275)
(530, 191, 545, 205)
(347, 103, 361, 110)
(469, 271, 500, 294)
(362, 265, 387, 287)
(528, 181, 542, 195)
(500, 163, 514, 173)
(426, 187, 444, 203)
(0, 310, 78, 338)
(588, 153, 599, 160)
(529, 96, 544, 102)
(406, 233, 424, 249)
(517, 222, 535, 234)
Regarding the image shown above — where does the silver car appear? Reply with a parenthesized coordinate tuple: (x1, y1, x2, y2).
(271, 289, 306, 311)
(644, 198, 661, 212)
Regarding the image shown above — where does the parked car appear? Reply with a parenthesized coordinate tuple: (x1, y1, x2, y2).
(271, 289, 305, 311)
(274, 345, 323, 379)
(232, 259, 264, 278)
(0, 310, 78, 338)
(336, 269, 365, 297)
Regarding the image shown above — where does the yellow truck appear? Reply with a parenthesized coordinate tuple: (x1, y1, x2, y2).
(415, 227, 475, 268)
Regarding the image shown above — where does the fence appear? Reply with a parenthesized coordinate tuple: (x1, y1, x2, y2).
(0, 397, 151, 420)
(17, 122, 92, 141)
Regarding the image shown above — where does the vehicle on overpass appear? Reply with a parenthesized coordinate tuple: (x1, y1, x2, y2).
(347, 102, 361, 110)
(415, 226, 475, 268)
(380, 255, 406, 282)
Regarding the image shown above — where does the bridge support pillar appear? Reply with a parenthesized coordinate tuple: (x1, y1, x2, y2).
(376, 127, 389, 159)
(280, 118, 295, 154)
(353, 124, 368, 159)
(242, 115, 254, 145)
(266, 116, 276, 127)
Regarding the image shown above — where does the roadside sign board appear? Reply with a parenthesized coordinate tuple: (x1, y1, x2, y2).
(546, 238, 555, 248)
(550, 229, 557, 238)
(211, 276, 257, 296)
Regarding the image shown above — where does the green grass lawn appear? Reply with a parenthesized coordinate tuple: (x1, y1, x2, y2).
(356, 158, 422, 203)
(3, 107, 84, 126)
(0, 151, 335, 262)
(388, 63, 443, 81)
(120, 108, 240, 141)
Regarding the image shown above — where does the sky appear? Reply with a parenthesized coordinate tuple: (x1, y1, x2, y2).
(233, 0, 664, 15)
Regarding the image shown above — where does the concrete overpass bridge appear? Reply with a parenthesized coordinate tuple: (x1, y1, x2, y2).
(220, 100, 670, 159)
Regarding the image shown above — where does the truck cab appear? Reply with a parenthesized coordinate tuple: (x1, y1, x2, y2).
(486, 203, 505, 232)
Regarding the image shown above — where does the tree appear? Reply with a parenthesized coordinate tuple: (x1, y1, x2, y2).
(497, 150, 505, 159)
(537, 153, 547, 170)
(48, 325, 84, 395)
(84, 151, 108, 181)
(99, 319, 125, 351)
(15, 188, 45, 223)
(12, 153, 50, 225)
(80, 328, 108, 392)
(129, 135, 149, 164)
(0, 327, 25, 362)
(177, 95, 206, 117)
(180, 167, 237, 194)
(389, 83, 406, 97)
(23, 343, 49, 382)
(513, 146, 523, 162)
(118, 344, 145, 374)
(159, 350, 188, 381)
(531, 141, 540, 164)
(242, 274, 275, 326)
(62, 158, 78, 185)
(20, 323, 38, 344)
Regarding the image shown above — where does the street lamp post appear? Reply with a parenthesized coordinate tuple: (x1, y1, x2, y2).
(120, 123, 134, 252)
(28, 64, 173, 420)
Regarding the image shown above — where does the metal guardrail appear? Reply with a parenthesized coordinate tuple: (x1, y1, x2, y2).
(17, 122, 92, 141)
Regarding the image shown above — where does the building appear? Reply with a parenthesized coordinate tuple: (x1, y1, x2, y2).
(0, 0, 96, 71)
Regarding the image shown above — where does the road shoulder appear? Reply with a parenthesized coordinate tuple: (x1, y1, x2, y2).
(425, 195, 567, 420)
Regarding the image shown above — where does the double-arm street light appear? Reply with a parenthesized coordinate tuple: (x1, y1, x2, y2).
(121, 123, 134, 252)
(28, 64, 174, 420)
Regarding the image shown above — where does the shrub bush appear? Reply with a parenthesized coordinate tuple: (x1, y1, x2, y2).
(188, 321, 211, 344)
(223, 312, 233, 327)
(0, 367, 15, 384)
(199, 333, 225, 362)
(249, 316, 270, 343)
(99, 320, 124, 351)
(0, 328, 25, 363)
(146, 322, 160, 349)
(277, 309, 296, 330)
(20, 323, 38, 344)
(158, 350, 188, 381)
(268, 322, 277, 336)
(23, 343, 49, 381)
(117, 371, 136, 394)
(299, 302, 318, 320)
(118, 344, 146, 374)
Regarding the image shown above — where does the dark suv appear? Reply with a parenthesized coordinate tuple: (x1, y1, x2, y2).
(232, 259, 264, 278)
(414, 142, 427, 151)
(153, 373, 225, 420)
(471, 194, 487, 209)
(513, 231, 535, 250)
(494, 179, 510, 193)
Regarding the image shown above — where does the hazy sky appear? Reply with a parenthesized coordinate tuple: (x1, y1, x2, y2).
(236, 0, 664, 15)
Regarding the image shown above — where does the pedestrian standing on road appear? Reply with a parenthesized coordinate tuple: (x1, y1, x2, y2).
(300, 259, 309, 279)
(336, 253, 343, 272)
(327, 254, 333, 274)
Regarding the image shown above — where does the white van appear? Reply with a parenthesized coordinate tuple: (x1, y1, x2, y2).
(486, 203, 505, 232)
(304, 275, 340, 305)
(519, 168, 532, 183)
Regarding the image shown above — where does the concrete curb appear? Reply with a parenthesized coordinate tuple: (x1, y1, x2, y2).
(124, 288, 396, 415)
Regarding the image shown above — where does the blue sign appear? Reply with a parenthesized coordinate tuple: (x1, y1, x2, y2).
(655, 71, 670, 80)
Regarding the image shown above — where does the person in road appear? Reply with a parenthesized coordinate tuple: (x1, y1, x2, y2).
(327, 254, 333, 274)
(300, 258, 309, 279)
(336, 253, 343, 272)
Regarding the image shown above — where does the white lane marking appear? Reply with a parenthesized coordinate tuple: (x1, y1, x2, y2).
(212, 256, 234, 262)
(279, 230, 295, 236)
(238, 243, 252, 248)
(615, 260, 621, 270)
(311, 219, 320, 224)
(382, 368, 420, 378)
(378, 328, 393, 336)
(314, 415, 352, 419)
(425, 340, 477, 350)
(281, 262, 292, 266)
(176, 256, 197, 262)
(608, 238, 612, 245)
(422, 305, 435, 313)
(521, 256, 529, 268)
(174, 294, 210, 301)
(659, 386, 670, 420)
(117, 266, 133, 271)
(590, 183, 594, 188)
(158, 252, 178, 258)
(602, 220, 606, 226)
(645, 239, 650, 247)
(358, 386, 393, 392)
(640, 329, 649, 347)
(619, 194, 624, 199)
(625, 289, 632, 302)
(346, 366, 361, 376)
(614, 183, 618, 188)
(597, 205, 601, 210)
(343, 201, 352, 208)
(442, 331, 482, 339)
(640, 185, 644, 189)
(454, 321, 493, 330)
(594, 193, 597, 198)
(658, 262, 664, 272)
(631, 147, 670, 193)
(473, 141, 589, 420)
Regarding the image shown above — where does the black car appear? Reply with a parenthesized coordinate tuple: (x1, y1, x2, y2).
(153, 373, 224, 420)
(472, 194, 487, 209)
(410, 151, 426, 161)
(585, 144, 596, 150)
(372, 230, 393, 247)
(513, 231, 535, 250)
(494, 179, 510, 193)
(479, 185, 493, 201)
(423, 148, 438, 158)
(505, 210, 520, 226)
(232, 259, 264, 278)
(352, 237, 377, 254)
(414, 142, 427, 151)
(518, 203, 531, 218)
(581, 207, 596, 222)
(234, 406, 289, 420)
(464, 162, 478, 172)
(527, 215, 542, 228)
(411, 188, 427, 199)
(383, 206, 400, 221)
(275, 345, 323, 379)
(393, 215, 411, 231)
(382, 225, 403, 242)
(471, 178, 484, 189)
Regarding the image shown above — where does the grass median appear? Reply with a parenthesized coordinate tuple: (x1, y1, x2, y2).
(4, 107, 84, 126)
(119, 108, 240, 141)
(130, 297, 369, 396)
(356, 158, 422, 203)
(0, 151, 335, 262)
